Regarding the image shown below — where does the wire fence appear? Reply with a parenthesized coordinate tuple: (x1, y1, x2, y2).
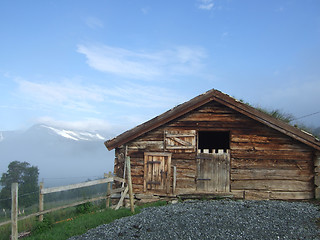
(0, 175, 111, 224)
(0, 174, 108, 203)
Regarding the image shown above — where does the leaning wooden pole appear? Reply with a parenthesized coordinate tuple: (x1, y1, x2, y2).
(126, 156, 135, 213)
(11, 183, 18, 240)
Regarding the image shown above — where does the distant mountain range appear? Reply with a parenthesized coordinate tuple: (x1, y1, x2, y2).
(0, 124, 115, 187)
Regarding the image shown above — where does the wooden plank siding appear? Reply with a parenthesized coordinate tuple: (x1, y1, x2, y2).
(113, 100, 315, 199)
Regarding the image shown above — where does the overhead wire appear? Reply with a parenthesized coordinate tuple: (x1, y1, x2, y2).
(290, 111, 320, 122)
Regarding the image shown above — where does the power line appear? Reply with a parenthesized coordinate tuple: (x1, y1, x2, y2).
(291, 111, 320, 121)
(18, 190, 39, 198)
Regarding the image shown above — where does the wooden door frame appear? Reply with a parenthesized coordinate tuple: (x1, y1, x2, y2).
(196, 130, 231, 192)
(143, 152, 172, 193)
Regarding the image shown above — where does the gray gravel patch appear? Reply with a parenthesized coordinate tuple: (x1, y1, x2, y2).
(69, 200, 320, 240)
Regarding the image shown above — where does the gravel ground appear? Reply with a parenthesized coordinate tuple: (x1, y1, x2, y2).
(69, 200, 320, 240)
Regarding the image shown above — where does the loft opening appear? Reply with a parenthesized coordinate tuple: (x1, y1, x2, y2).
(198, 131, 230, 153)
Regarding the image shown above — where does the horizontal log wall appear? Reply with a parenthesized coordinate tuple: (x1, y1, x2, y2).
(113, 101, 315, 199)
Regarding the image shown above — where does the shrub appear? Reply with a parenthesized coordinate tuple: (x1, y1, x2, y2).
(76, 202, 93, 214)
(32, 215, 54, 234)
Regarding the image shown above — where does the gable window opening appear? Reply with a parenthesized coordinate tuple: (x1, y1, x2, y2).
(197, 131, 230, 154)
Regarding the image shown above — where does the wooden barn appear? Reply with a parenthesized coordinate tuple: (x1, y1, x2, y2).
(105, 89, 320, 200)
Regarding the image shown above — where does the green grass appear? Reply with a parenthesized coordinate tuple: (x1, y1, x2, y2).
(0, 216, 38, 240)
(0, 200, 168, 240)
(25, 208, 134, 240)
(26, 201, 167, 240)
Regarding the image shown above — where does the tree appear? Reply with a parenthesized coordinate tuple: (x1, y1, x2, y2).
(0, 161, 39, 209)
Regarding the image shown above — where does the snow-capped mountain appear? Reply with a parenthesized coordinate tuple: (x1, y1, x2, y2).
(41, 125, 105, 141)
(0, 124, 115, 187)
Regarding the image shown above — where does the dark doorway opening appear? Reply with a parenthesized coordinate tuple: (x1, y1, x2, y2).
(198, 131, 230, 153)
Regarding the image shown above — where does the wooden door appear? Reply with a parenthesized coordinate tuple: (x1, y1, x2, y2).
(144, 152, 172, 193)
(196, 150, 230, 192)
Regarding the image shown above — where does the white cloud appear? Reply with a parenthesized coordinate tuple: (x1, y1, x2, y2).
(17, 79, 103, 113)
(85, 16, 104, 29)
(198, 0, 214, 10)
(36, 116, 113, 132)
(101, 82, 184, 108)
(77, 44, 160, 79)
(15, 77, 184, 113)
(77, 44, 207, 80)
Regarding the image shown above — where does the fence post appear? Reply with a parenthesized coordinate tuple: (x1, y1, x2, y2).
(11, 183, 18, 240)
(104, 173, 111, 208)
(39, 182, 44, 222)
(126, 156, 135, 213)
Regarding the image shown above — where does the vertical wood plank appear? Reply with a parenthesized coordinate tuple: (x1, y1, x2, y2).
(214, 155, 219, 191)
(226, 153, 230, 192)
(166, 155, 172, 194)
(11, 183, 18, 240)
(126, 156, 135, 213)
(39, 182, 44, 222)
(143, 154, 147, 192)
(314, 152, 320, 199)
(217, 155, 222, 191)
(173, 166, 177, 194)
(207, 156, 212, 191)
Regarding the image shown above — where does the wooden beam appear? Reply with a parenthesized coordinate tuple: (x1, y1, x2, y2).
(173, 166, 177, 194)
(168, 137, 192, 146)
(166, 145, 195, 149)
(11, 183, 18, 240)
(166, 133, 196, 137)
(41, 177, 123, 194)
(166, 155, 172, 194)
(39, 182, 44, 221)
(126, 157, 135, 213)
(115, 186, 128, 210)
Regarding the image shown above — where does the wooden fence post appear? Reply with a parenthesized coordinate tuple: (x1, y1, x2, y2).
(11, 183, 18, 240)
(104, 173, 111, 208)
(126, 157, 135, 213)
(39, 182, 44, 221)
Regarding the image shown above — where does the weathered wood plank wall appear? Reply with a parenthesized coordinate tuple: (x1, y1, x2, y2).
(113, 101, 315, 200)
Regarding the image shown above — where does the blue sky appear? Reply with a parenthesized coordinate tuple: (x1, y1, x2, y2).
(1, 0, 320, 133)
